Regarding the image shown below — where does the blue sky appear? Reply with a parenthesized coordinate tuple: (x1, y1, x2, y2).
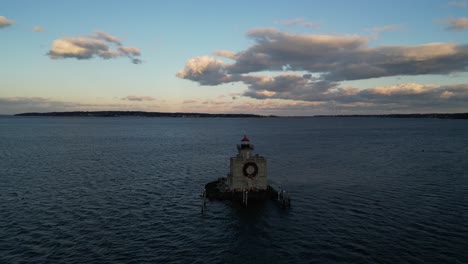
(1, 0, 468, 115)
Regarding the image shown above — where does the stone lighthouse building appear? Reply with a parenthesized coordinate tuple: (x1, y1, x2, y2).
(227, 135, 268, 191)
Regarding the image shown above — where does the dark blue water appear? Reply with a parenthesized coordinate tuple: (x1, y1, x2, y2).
(1, 117, 467, 263)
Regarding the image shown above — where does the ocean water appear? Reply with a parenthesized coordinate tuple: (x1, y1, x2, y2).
(0, 116, 467, 264)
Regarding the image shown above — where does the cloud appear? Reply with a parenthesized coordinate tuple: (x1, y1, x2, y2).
(183, 99, 197, 104)
(122, 95, 156, 101)
(277, 18, 320, 29)
(230, 100, 327, 114)
(240, 74, 358, 102)
(358, 83, 468, 110)
(213, 50, 237, 59)
(95, 31, 121, 45)
(364, 83, 437, 96)
(0, 97, 79, 114)
(241, 74, 468, 108)
(443, 17, 468, 30)
(448, 1, 468, 7)
(0, 97, 161, 115)
(176, 56, 232, 85)
(0, 16, 14, 28)
(33, 26, 45, 32)
(176, 28, 468, 113)
(241, 83, 468, 114)
(118, 46, 142, 64)
(118, 46, 141, 56)
(237, 29, 468, 80)
(178, 28, 468, 86)
(366, 25, 401, 39)
(202, 100, 231, 105)
(224, 28, 371, 75)
(47, 31, 142, 64)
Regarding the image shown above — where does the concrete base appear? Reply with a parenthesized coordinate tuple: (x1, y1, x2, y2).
(205, 178, 277, 201)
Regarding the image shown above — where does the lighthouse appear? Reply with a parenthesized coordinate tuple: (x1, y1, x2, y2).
(202, 135, 291, 208)
(227, 135, 268, 191)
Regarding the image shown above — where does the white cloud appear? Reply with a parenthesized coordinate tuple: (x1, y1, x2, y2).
(48, 37, 109, 59)
(0, 16, 14, 28)
(48, 31, 142, 64)
(176, 56, 231, 85)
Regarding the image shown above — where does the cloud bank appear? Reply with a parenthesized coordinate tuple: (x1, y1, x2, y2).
(48, 31, 142, 64)
(0, 16, 14, 28)
(122, 95, 156, 101)
(0, 97, 81, 114)
(0, 97, 160, 115)
(177, 28, 468, 112)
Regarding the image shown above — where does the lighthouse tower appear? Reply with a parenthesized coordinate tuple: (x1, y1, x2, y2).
(227, 135, 268, 191)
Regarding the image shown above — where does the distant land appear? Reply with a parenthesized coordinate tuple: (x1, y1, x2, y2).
(314, 113, 468, 119)
(14, 111, 273, 118)
(12, 111, 468, 119)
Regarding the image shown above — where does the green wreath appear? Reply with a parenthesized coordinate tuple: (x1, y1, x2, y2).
(243, 162, 258, 178)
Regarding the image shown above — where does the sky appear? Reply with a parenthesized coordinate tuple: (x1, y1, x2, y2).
(1, 0, 468, 116)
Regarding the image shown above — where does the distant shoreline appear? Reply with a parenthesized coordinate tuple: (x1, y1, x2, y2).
(11, 111, 468, 119)
(14, 111, 274, 118)
(313, 113, 468, 119)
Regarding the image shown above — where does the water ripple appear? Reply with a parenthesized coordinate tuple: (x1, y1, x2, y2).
(1, 117, 467, 263)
